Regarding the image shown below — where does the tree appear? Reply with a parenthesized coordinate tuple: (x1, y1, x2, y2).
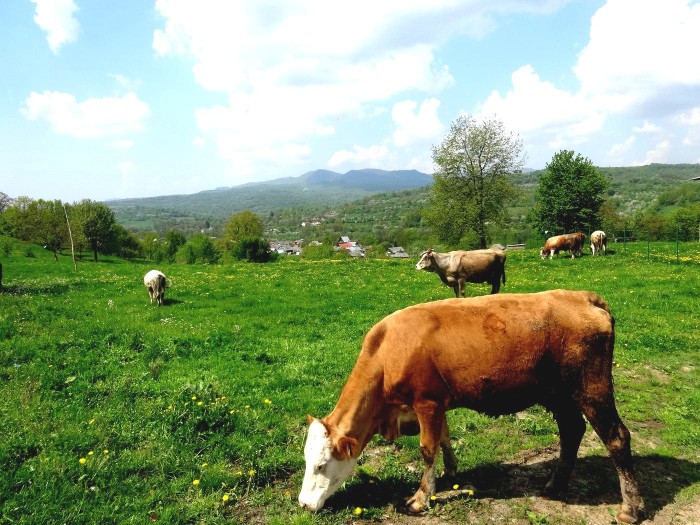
(231, 237, 276, 262)
(0, 192, 12, 215)
(223, 211, 264, 250)
(30, 199, 68, 260)
(530, 150, 609, 235)
(424, 115, 524, 248)
(164, 230, 186, 262)
(71, 200, 117, 262)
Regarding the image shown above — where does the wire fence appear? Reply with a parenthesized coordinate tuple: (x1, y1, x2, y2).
(511, 227, 700, 265)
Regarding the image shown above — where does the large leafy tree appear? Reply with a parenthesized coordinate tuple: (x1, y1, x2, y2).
(424, 115, 524, 248)
(530, 150, 609, 235)
(71, 199, 117, 262)
(30, 199, 68, 260)
(223, 211, 264, 250)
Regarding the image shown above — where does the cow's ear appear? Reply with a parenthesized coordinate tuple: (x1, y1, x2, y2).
(306, 414, 315, 425)
(334, 436, 361, 460)
(428, 248, 433, 255)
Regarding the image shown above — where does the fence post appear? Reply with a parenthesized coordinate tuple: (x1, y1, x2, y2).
(623, 226, 626, 254)
(676, 226, 680, 263)
(647, 231, 650, 261)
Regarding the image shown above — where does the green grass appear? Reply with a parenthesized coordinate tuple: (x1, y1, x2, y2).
(1, 242, 699, 524)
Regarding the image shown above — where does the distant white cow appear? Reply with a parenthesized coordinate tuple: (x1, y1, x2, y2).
(590, 230, 607, 256)
(143, 270, 170, 306)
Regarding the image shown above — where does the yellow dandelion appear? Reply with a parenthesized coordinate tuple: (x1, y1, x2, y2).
(192, 396, 197, 400)
(430, 495, 436, 500)
(79, 457, 87, 464)
(167, 405, 173, 410)
(201, 463, 208, 468)
(103, 449, 109, 454)
(264, 399, 272, 405)
(236, 470, 243, 476)
(229, 410, 235, 414)
(88, 419, 95, 425)
(88, 451, 94, 456)
(466, 489, 474, 496)
(453, 484, 459, 490)
(222, 494, 230, 502)
(354, 507, 363, 516)
(248, 469, 255, 477)
(192, 479, 200, 486)
(197, 401, 203, 406)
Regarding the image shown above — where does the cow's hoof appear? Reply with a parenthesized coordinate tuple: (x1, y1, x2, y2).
(405, 496, 426, 514)
(616, 510, 642, 524)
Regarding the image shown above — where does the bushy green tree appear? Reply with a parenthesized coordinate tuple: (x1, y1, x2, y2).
(30, 199, 68, 260)
(165, 230, 186, 262)
(223, 211, 264, 251)
(71, 200, 117, 262)
(231, 237, 276, 262)
(530, 150, 609, 235)
(424, 115, 524, 248)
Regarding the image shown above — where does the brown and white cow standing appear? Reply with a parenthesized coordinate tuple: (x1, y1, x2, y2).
(299, 290, 644, 524)
(540, 232, 585, 259)
(416, 246, 506, 297)
(143, 269, 169, 306)
(590, 230, 607, 256)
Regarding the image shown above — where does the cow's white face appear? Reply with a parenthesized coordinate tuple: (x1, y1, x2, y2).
(415, 251, 433, 271)
(298, 419, 358, 511)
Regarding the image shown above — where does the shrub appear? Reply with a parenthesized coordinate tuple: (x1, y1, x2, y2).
(231, 237, 277, 263)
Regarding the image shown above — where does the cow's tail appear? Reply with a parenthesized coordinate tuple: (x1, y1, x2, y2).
(501, 265, 506, 286)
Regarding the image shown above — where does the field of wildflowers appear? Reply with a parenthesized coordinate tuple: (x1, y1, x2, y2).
(0, 242, 698, 524)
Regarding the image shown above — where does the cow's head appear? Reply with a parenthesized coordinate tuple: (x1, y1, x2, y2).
(415, 249, 434, 271)
(298, 417, 360, 511)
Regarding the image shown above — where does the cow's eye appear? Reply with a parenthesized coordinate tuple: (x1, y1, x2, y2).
(315, 462, 327, 473)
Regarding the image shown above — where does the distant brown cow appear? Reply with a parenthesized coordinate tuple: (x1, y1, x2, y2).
(540, 232, 585, 259)
(299, 290, 644, 523)
(416, 246, 506, 297)
(590, 230, 607, 256)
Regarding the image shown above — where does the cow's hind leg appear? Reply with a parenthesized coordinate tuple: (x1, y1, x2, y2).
(580, 401, 644, 524)
(440, 414, 457, 478)
(407, 401, 445, 513)
(542, 400, 586, 498)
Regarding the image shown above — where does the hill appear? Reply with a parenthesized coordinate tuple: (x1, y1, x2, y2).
(108, 169, 433, 234)
(109, 163, 700, 237)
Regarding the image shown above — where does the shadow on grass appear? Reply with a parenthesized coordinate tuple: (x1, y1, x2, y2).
(324, 454, 699, 520)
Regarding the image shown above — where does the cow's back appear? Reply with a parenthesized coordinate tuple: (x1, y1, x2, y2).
(367, 290, 613, 414)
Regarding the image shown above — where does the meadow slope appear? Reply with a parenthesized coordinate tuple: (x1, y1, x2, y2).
(1, 244, 698, 524)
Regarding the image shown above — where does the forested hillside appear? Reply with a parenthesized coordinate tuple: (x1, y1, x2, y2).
(108, 164, 700, 240)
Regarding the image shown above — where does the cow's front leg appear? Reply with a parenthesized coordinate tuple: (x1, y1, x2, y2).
(407, 401, 444, 513)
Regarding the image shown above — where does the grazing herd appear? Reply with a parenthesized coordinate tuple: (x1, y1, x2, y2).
(141, 229, 643, 523)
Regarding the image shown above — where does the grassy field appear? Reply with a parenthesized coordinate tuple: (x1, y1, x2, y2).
(1, 242, 699, 524)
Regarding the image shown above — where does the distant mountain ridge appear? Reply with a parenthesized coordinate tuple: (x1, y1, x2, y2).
(234, 168, 433, 191)
(108, 168, 433, 231)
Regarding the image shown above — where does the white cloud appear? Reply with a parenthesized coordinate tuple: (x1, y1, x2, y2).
(392, 98, 443, 147)
(632, 120, 661, 133)
(478, 65, 605, 147)
(31, 0, 79, 54)
(633, 140, 671, 166)
(152, 0, 570, 178)
(677, 107, 700, 126)
(328, 145, 390, 168)
(575, 0, 700, 113)
(607, 135, 637, 160)
(112, 139, 134, 149)
(22, 91, 150, 139)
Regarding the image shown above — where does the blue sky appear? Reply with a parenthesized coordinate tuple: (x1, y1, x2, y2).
(2, 0, 699, 202)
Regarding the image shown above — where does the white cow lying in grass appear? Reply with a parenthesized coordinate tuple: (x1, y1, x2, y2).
(143, 270, 171, 306)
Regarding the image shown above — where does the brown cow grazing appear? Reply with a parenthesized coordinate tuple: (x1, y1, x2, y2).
(540, 232, 585, 259)
(416, 246, 506, 297)
(590, 230, 607, 256)
(299, 290, 644, 524)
